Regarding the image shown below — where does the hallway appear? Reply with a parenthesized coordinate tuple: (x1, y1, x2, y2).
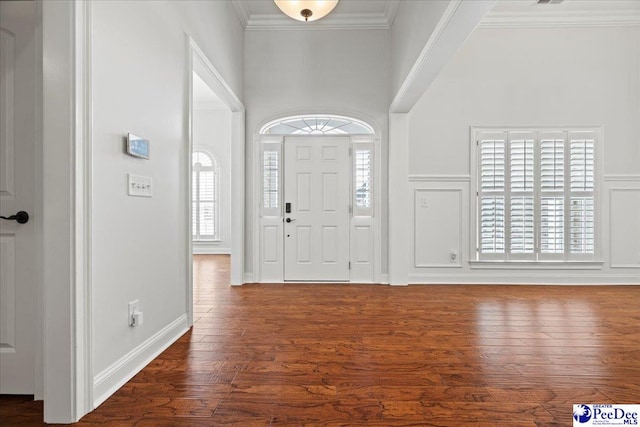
(1, 255, 639, 425)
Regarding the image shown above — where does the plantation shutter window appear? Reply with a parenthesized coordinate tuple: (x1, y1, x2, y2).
(569, 132, 595, 257)
(478, 133, 506, 257)
(476, 129, 597, 262)
(192, 151, 219, 241)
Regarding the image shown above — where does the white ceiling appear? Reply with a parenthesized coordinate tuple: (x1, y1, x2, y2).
(232, 0, 640, 31)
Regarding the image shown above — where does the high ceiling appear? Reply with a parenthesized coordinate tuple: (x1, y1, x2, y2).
(232, 0, 640, 31)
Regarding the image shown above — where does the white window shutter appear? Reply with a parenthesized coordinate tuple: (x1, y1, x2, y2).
(510, 138, 534, 192)
(568, 132, 595, 255)
(475, 129, 596, 261)
(192, 151, 219, 241)
(540, 138, 564, 191)
(480, 138, 505, 192)
(570, 137, 595, 192)
(478, 133, 506, 256)
(480, 196, 505, 254)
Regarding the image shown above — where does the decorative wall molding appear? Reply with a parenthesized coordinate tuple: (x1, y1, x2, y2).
(244, 13, 394, 31)
(413, 188, 463, 268)
(604, 174, 640, 182)
(609, 188, 640, 269)
(409, 174, 471, 182)
(231, 0, 251, 29)
(384, 1, 400, 28)
(93, 315, 189, 408)
(480, 10, 640, 29)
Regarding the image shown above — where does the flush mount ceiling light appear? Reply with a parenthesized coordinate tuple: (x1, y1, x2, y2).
(274, 0, 339, 22)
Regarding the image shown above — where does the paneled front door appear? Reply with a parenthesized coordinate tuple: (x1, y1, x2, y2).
(283, 136, 350, 281)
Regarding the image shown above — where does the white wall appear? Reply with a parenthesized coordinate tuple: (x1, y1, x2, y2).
(405, 25, 640, 283)
(193, 107, 232, 253)
(90, 0, 243, 405)
(244, 28, 391, 278)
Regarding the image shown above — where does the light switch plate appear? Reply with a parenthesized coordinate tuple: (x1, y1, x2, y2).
(128, 173, 153, 197)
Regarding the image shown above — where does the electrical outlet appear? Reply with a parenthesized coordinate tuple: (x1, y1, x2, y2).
(128, 300, 139, 326)
(449, 251, 457, 263)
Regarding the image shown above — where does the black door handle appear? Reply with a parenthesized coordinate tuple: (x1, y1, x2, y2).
(0, 211, 29, 224)
(285, 218, 295, 223)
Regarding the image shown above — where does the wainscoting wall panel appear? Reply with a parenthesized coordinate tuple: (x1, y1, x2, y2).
(609, 187, 640, 269)
(413, 189, 463, 268)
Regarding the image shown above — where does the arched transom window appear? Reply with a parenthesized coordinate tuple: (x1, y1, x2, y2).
(260, 114, 374, 135)
(192, 150, 219, 241)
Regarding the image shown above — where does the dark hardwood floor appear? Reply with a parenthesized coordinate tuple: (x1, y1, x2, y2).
(1, 254, 639, 425)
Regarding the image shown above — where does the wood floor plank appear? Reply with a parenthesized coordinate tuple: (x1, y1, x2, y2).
(1, 254, 639, 426)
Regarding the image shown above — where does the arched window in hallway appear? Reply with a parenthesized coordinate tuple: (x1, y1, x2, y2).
(192, 150, 219, 241)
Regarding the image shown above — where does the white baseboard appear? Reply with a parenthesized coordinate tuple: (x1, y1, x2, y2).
(238, 272, 254, 285)
(408, 273, 640, 285)
(92, 314, 189, 408)
(193, 246, 231, 254)
(379, 274, 390, 284)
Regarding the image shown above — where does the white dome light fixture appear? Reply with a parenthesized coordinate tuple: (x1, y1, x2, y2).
(274, 0, 339, 22)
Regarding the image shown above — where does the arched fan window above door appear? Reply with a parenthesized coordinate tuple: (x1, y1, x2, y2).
(260, 114, 374, 135)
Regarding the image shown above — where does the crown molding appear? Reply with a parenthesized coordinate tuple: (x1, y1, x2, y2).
(231, 0, 250, 29)
(480, 10, 640, 28)
(244, 12, 393, 31)
(384, 0, 400, 28)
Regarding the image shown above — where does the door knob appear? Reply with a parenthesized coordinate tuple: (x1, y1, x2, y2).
(0, 211, 29, 224)
(285, 218, 295, 223)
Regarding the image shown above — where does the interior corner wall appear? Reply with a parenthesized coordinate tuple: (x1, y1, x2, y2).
(405, 25, 640, 284)
(90, 0, 243, 406)
(244, 28, 391, 278)
(193, 108, 232, 253)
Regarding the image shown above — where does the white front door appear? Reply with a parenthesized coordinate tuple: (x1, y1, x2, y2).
(0, 0, 37, 394)
(283, 136, 350, 281)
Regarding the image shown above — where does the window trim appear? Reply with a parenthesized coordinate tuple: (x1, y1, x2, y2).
(470, 126, 602, 265)
(260, 114, 374, 136)
(192, 149, 220, 242)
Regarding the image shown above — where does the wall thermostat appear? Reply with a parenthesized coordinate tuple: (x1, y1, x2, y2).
(126, 133, 150, 159)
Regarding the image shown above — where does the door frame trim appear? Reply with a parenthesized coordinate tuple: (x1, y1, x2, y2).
(41, 0, 93, 421)
(186, 35, 245, 304)
(253, 110, 383, 283)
